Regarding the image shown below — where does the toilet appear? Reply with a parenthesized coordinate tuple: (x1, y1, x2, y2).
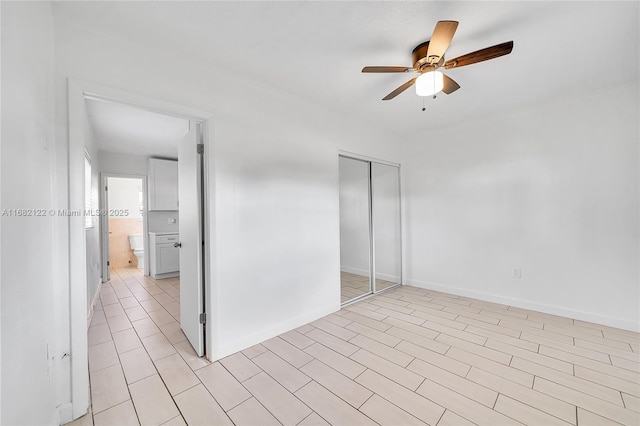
(128, 233, 144, 269)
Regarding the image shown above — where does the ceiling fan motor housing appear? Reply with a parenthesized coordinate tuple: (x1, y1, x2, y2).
(412, 41, 444, 71)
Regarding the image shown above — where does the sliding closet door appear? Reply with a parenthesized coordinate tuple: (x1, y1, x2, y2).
(339, 156, 372, 303)
(371, 163, 402, 292)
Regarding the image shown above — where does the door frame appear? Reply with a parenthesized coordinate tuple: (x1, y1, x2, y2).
(101, 174, 149, 281)
(68, 78, 216, 420)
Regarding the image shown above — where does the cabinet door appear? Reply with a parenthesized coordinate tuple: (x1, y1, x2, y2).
(157, 244, 180, 273)
(149, 159, 178, 210)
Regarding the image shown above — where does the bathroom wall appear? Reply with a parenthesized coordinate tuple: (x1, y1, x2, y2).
(108, 177, 143, 217)
(108, 219, 142, 267)
(107, 177, 143, 268)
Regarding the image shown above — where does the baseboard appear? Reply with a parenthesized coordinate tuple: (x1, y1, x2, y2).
(340, 266, 369, 276)
(340, 266, 400, 283)
(374, 272, 401, 282)
(56, 402, 73, 425)
(86, 279, 103, 328)
(406, 278, 640, 333)
(152, 270, 179, 280)
(212, 302, 339, 360)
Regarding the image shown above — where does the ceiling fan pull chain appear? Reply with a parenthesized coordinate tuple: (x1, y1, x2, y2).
(422, 97, 426, 112)
(432, 67, 438, 99)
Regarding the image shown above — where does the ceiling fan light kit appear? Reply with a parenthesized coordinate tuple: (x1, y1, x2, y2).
(362, 20, 513, 102)
(416, 71, 444, 97)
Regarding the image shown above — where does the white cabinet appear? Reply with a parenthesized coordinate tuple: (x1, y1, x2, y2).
(149, 233, 180, 278)
(148, 158, 178, 211)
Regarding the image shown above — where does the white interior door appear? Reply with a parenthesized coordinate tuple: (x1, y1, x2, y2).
(178, 121, 205, 356)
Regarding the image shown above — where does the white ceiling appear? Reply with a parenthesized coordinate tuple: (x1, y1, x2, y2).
(85, 98, 189, 158)
(59, 1, 639, 142)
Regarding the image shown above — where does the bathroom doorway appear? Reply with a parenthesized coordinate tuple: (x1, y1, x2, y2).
(101, 174, 148, 282)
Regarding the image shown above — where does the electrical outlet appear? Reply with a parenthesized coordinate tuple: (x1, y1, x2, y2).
(512, 268, 522, 279)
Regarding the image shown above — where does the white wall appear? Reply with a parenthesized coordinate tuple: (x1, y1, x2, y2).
(54, 13, 401, 359)
(147, 212, 179, 233)
(99, 150, 148, 176)
(403, 81, 640, 331)
(1, 2, 65, 424)
(107, 177, 143, 218)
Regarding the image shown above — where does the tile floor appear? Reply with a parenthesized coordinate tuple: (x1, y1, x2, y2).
(341, 272, 397, 303)
(70, 267, 640, 425)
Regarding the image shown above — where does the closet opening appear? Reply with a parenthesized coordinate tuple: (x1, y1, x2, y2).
(338, 154, 402, 304)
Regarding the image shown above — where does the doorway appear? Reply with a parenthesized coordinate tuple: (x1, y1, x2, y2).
(68, 79, 214, 420)
(101, 176, 147, 282)
(85, 98, 206, 357)
(339, 154, 402, 304)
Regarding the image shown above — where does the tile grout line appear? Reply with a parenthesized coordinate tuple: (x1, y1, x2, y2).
(97, 269, 189, 424)
(83, 269, 640, 426)
(128, 271, 190, 425)
(94, 272, 144, 425)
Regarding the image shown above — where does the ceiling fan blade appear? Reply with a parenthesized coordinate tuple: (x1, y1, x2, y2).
(382, 77, 417, 100)
(362, 66, 411, 73)
(444, 41, 514, 69)
(426, 20, 459, 63)
(442, 75, 460, 94)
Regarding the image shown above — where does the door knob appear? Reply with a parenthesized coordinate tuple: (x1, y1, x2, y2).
(174, 242, 182, 248)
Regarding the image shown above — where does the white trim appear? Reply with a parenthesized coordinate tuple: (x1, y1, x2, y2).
(341, 282, 401, 308)
(338, 150, 400, 168)
(396, 164, 405, 287)
(340, 267, 400, 287)
(68, 79, 90, 420)
(340, 265, 369, 277)
(202, 119, 216, 362)
(400, 163, 407, 289)
(78, 82, 211, 122)
(56, 403, 73, 425)
(151, 271, 180, 280)
(375, 272, 401, 282)
(406, 278, 640, 332)
(340, 265, 400, 284)
(68, 78, 216, 421)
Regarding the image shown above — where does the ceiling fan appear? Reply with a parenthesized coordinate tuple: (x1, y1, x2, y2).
(362, 20, 513, 100)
